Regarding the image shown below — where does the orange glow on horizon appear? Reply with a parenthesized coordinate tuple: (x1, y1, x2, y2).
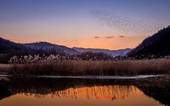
(1, 35, 146, 50)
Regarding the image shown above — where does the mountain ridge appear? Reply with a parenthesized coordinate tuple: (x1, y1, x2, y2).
(73, 47, 131, 57)
(0, 37, 130, 59)
(128, 25, 170, 58)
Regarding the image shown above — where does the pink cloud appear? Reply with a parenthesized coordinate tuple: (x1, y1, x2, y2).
(105, 35, 115, 39)
(119, 35, 125, 38)
(94, 35, 126, 39)
(94, 36, 100, 39)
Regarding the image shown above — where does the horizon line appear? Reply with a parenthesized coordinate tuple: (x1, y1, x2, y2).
(0, 36, 132, 51)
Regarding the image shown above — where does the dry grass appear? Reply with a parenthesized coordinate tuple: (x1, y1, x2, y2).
(1, 59, 170, 76)
(0, 64, 13, 74)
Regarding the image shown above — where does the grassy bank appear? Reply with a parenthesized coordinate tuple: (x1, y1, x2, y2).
(1, 59, 170, 76)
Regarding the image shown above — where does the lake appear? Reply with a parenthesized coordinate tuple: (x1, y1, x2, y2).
(0, 76, 169, 106)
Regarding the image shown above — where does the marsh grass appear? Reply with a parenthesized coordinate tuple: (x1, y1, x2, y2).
(3, 59, 170, 76)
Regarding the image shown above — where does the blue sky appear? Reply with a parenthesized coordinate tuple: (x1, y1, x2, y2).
(0, 0, 170, 49)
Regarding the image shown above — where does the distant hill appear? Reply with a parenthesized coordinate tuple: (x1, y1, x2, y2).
(0, 38, 36, 63)
(128, 26, 170, 58)
(0, 37, 131, 63)
(0, 37, 131, 57)
(24, 42, 78, 55)
(76, 52, 113, 60)
(0, 37, 35, 55)
(0, 38, 79, 63)
(0, 37, 78, 55)
(73, 47, 131, 57)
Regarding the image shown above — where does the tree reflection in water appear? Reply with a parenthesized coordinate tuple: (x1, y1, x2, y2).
(0, 76, 169, 105)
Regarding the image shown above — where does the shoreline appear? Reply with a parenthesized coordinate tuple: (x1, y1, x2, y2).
(0, 74, 167, 80)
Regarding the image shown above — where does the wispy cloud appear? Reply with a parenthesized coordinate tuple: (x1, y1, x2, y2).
(92, 10, 135, 31)
(105, 35, 115, 39)
(94, 35, 126, 39)
(0, 32, 8, 37)
(119, 35, 125, 38)
(94, 36, 100, 39)
(0, 32, 10, 36)
(91, 10, 162, 35)
(0, 32, 4, 35)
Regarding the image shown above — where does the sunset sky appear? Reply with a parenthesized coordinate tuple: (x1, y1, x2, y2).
(0, 0, 170, 50)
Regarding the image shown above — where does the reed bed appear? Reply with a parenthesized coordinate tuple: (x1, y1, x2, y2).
(1, 59, 170, 76)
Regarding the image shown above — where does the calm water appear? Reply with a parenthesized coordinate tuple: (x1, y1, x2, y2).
(0, 76, 169, 106)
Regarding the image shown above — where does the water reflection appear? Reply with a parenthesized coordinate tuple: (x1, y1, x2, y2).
(41, 85, 142, 100)
(0, 76, 169, 106)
